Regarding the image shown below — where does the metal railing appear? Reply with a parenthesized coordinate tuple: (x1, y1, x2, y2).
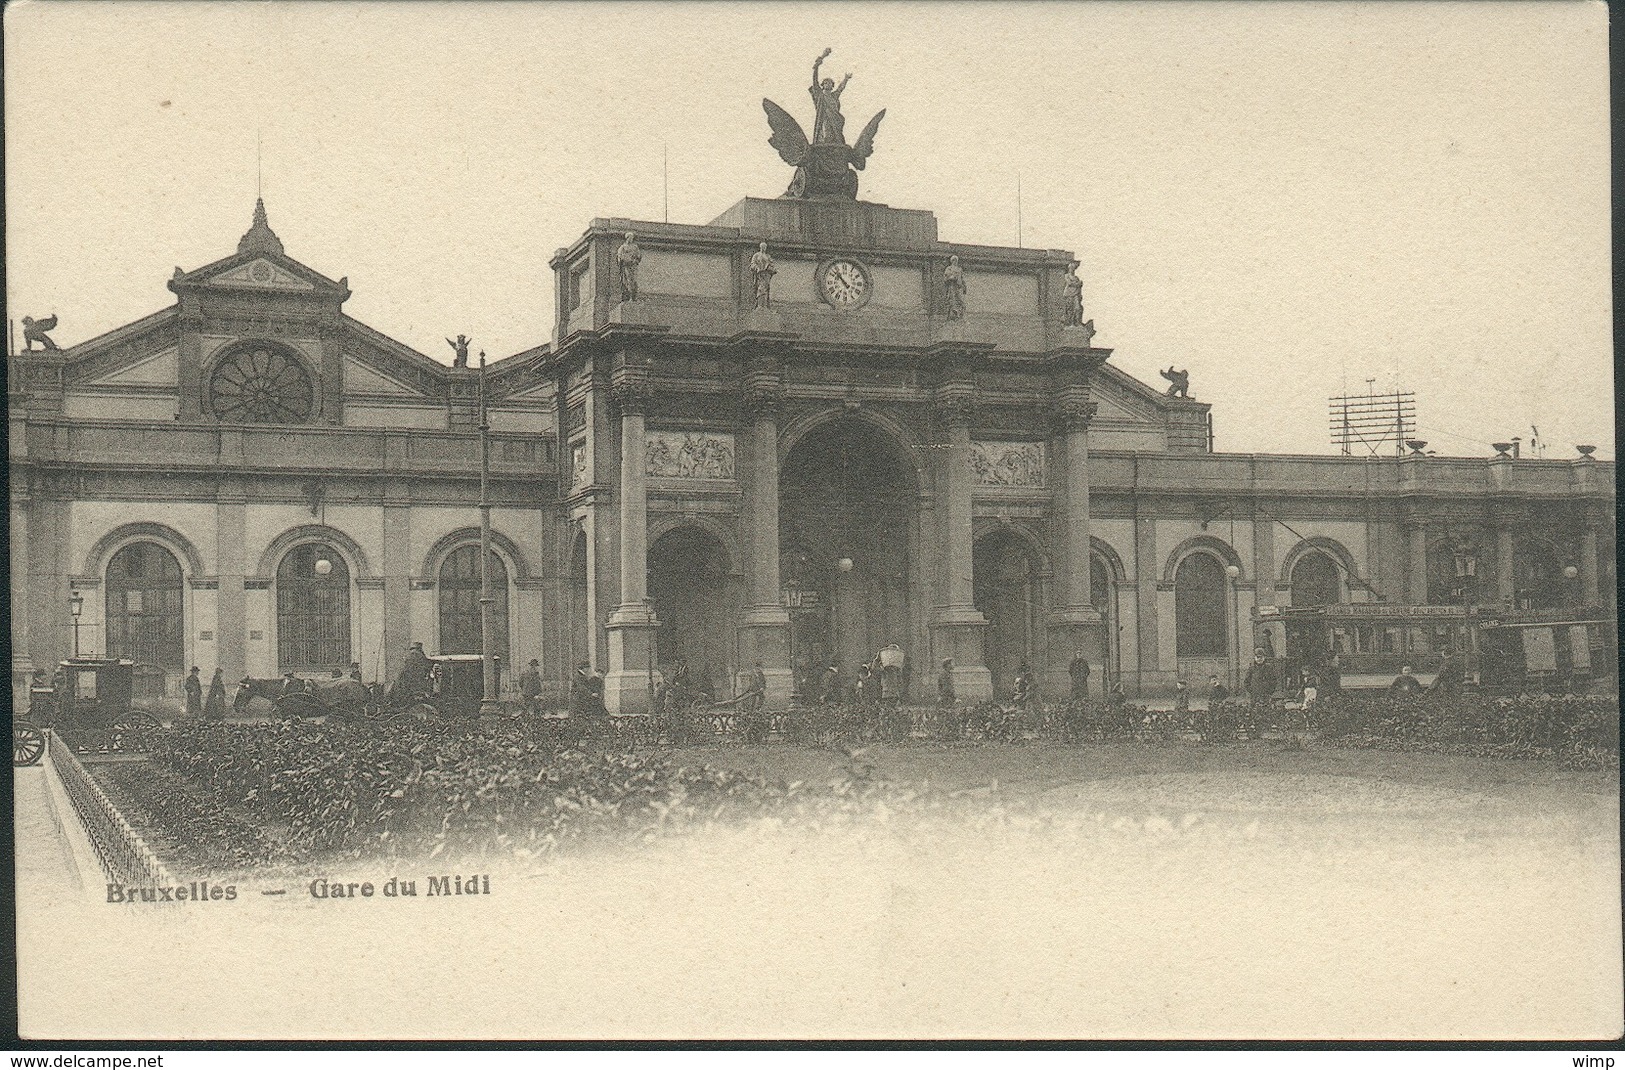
(46, 730, 173, 887)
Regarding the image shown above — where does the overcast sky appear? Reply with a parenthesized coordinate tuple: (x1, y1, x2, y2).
(5, 1, 1611, 457)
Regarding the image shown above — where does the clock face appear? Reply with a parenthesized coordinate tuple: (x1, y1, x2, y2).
(817, 258, 873, 310)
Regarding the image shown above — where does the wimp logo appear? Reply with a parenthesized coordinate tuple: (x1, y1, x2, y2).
(1574, 1059, 1616, 1069)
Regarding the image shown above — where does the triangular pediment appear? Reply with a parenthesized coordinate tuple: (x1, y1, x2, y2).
(87, 347, 178, 388)
(209, 257, 317, 291)
(500, 381, 555, 403)
(344, 355, 431, 398)
(1090, 392, 1145, 423)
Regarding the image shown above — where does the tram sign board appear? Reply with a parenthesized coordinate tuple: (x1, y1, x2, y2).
(1254, 603, 1470, 619)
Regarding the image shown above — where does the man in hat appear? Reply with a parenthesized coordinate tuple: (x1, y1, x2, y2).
(184, 667, 203, 719)
(1068, 651, 1091, 703)
(570, 660, 594, 718)
(1244, 648, 1274, 707)
(937, 658, 956, 708)
(233, 677, 255, 716)
(519, 658, 543, 715)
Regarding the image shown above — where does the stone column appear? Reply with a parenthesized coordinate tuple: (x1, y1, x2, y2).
(1579, 510, 1602, 608)
(603, 369, 658, 714)
(738, 357, 793, 708)
(1402, 508, 1430, 604)
(1046, 396, 1105, 697)
(10, 477, 32, 710)
(1133, 509, 1161, 695)
(1495, 522, 1516, 607)
(928, 369, 992, 702)
(1251, 502, 1277, 608)
(215, 477, 247, 686)
(382, 477, 413, 684)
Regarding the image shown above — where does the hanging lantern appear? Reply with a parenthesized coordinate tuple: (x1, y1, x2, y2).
(836, 556, 855, 573)
(314, 556, 333, 577)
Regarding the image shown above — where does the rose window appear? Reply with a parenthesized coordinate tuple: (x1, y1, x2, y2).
(208, 346, 314, 423)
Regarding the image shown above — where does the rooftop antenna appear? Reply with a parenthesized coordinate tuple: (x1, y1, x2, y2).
(256, 128, 262, 198)
(662, 143, 669, 224)
(1015, 172, 1023, 248)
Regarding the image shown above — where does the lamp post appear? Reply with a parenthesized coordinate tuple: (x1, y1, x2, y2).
(477, 351, 502, 717)
(68, 588, 84, 658)
(1224, 564, 1242, 689)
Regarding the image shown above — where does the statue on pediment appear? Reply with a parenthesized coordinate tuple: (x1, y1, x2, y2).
(750, 243, 777, 309)
(446, 334, 471, 368)
(1062, 260, 1084, 327)
(1161, 366, 1190, 398)
(21, 315, 60, 352)
(763, 49, 886, 200)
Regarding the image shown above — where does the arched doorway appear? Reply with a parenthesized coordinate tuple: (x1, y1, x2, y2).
(648, 526, 739, 700)
(974, 531, 1038, 700)
(276, 543, 352, 672)
(780, 416, 915, 692)
(1175, 552, 1230, 683)
(1090, 552, 1118, 685)
(437, 545, 510, 659)
(1290, 551, 1343, 607)
(105, 541, 185, 676)
(568, 527, 590, 671)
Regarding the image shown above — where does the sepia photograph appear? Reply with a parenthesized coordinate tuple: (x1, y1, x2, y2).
(5, 0, 1619, 1042)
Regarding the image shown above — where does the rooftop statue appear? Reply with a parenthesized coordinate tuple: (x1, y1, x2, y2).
(763, 48, 886, 200)
(1161, 366, 1190, 398)
(21, 315, 60, 352)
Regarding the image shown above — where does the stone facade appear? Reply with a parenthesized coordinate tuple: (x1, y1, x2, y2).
(9, 198, 1616, 713)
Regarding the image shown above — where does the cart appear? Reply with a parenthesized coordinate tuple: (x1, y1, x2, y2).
(17, 658, 161, 762)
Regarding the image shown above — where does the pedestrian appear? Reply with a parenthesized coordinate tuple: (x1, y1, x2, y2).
(1012, 659, 1035, 711)
(204, 668, 226, 720)
(1173, 677, 1190, 713)
(745, 661, 768, 713)
(1244, 649, 1274, 706)
(570, 660, 594, 717)
(854, 663, 875, 706)
(233, 677, 254, 716)
(1430, 649, 1464, 693)
(1069, 651, 1091, 702)
(937, 658, 956, 707)
(587, 667, 607, 719)
(519, 658, 543, 715)
(1207, 674, 1230, 705)
(1389, 665, 1422, 697)
(184, 666, 203, 718)
(818, 663, 842, 706)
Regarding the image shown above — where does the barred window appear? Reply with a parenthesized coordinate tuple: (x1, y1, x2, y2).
(277, 544, 351, 670)
(105, 542, 185, 675)
(1175, 553, 1227, 657)
(437, 546, 510, 659)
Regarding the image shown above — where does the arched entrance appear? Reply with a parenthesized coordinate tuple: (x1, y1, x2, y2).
(1290, 551, 1343, 607)
(780, 415, 915, 693)
(648, 526, 740, 701)
(974, 531, 1039, 700)
(105, 541, 185, 676)
(276, 542, 352, 672)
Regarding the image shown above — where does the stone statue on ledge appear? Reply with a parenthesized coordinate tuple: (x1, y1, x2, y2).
(1161, 366, 1190, 398)
(21, 315, 60, 352)
(617, 232, 642, 302)
(762, 48, 886, 200)
(446, 334, 471, 368)
(750, 242, 777, 310)
(943, 256, 967, 321)
(1062, 260, 1084, 327)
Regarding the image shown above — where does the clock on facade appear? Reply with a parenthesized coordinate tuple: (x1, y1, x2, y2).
(816, 258, 874, 311)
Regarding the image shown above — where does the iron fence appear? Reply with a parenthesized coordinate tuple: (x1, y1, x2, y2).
(47, 730, 173, 887)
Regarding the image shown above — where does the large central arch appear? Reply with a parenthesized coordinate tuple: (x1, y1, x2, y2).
(780, 412, 919, 696)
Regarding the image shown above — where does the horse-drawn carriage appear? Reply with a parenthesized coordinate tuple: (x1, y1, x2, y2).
(14, 657, 162, 765)
(268, 653, 491, 721)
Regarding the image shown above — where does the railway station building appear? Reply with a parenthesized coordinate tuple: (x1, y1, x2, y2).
(9, 176, 1615, 712)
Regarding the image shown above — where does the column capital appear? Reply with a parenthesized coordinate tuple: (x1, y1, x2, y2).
(1050, 398, 1097, 433)
(609, 378, 652, 417)
(742, 359, 784, 418)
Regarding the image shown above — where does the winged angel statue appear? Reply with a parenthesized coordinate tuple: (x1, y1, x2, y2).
(763, 49, 886, 200)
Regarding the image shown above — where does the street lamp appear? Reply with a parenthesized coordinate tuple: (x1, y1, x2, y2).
(1224, 564, 1242, 690)
(68, 588, 84, 658)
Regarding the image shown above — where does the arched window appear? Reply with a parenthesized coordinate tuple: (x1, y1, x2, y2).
(1290, 552, 1342, 607)
(105, 542, 185, 674)
(208, 344, 315, 424)
(1175, 553, 1227, 657)
(437, 546, 510, 659)
(277, 543, 351, 670)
